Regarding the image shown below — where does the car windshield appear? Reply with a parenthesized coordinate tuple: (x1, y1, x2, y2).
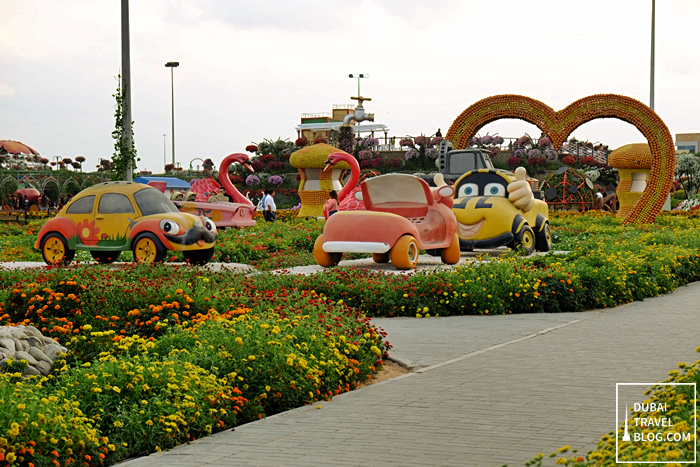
(364, 174, 429, 205)
(133, 187, 180, 216)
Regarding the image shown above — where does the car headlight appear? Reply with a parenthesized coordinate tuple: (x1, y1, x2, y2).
(201, 217, 217, 234)
(160, 219, 184, 235)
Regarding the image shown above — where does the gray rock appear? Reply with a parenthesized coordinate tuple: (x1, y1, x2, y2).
(0, 358, 8, 368)
(13, 338, 27, 352)
(59, 346, 67, 354)
(28, 347, 52, 364)
(25, 336, 43, 348)
(43, 344, 63, 360)
(14, 351, 37, 366)
(41, 336, 58, 346)
(0, 338, 15, 353)
(34, 361, 51, 376)
(23, 326, 42, 337)
(0, 348, 12, 360)
(23, 365, 40, 376)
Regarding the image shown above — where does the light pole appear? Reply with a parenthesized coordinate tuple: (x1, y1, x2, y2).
(348, 73, 369, 97)
(122, 0, 133, 181)
(165, 61, 179, 167)
(650, 0, 655, 110)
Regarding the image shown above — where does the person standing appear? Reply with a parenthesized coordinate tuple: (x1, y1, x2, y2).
(263, 189, 276, 222)
(435, 128, 442, 137)
(40, 194, 49, 211)
(325, 190, 339, 217)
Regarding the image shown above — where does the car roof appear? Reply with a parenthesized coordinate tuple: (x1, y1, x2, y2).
(72, 181, 154, 199)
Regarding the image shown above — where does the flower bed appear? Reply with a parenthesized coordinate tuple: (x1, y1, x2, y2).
(205, 212, 700, 317)
(0, 265, 389, 466)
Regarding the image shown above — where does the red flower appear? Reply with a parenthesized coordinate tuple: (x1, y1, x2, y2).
(76, 219, 100, 246)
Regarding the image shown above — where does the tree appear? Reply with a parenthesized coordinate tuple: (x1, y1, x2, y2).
(111, 74, 139, 180)
(675, 153, 700, 198)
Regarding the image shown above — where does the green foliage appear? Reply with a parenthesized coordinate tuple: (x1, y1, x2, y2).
(254, 138, 296, 159)
(111, 74, 139, 180)
(675, 153, 700, 196)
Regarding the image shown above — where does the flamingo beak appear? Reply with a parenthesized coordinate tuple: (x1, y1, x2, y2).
(324, 160, 333, 171)
(243, 162, 254, 173)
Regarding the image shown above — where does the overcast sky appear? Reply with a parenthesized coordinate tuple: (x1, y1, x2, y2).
(1, 0, 699, 172)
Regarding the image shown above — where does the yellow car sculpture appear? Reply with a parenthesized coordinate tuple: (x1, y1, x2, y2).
(452, 167, 551, 254)
(35, 181, 218, 265)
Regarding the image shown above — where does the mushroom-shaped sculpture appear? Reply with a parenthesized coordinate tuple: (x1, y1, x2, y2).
(607, 143, 652, 219)
(289, 144, 352, 217)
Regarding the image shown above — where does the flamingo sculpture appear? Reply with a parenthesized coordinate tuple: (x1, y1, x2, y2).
(168, 153, 256, 228)
(323, 152, 362, 219)
(219, 153, 254, 206)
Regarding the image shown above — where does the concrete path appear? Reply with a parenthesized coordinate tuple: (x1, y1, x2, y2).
(119, 282, 700, 467)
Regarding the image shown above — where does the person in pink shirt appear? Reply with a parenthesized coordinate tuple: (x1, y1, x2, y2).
(325, 190, 339, 217)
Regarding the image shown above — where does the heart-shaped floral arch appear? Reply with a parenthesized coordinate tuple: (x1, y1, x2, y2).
(446, 94, 675, 225)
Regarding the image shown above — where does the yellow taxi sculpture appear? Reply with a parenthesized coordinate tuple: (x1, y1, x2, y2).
(452, 167, 551, 254)
(35, 181, 218, 265)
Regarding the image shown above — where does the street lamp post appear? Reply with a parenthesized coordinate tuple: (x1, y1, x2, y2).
(348, 73, 369, 98)
(121, 0, 133, 181)
(165, 61, 179, 167)
(650, 0, 655, 110)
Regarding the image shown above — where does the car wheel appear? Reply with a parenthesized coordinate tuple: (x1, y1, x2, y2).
(514, 225, 536, 255)
(90, 250, 122, 264)
(313, 234, 342, 267)
(535, 223, 552, 252)
(132, 233, 166, 263)
(183, 248, 215, 265)
(390, 235, 419, 270)
(41, 233, 75, 266)
(440, 233, 461, 265)
(372, 253, 390, 263)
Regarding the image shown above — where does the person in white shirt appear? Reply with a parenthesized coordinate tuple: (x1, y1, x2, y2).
(263, 189, 276, 222)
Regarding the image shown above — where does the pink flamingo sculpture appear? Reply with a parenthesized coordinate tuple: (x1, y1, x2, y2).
(323, 152, 362, 218)
(219, 153, 255, 206)
(168, 153, 256, 228)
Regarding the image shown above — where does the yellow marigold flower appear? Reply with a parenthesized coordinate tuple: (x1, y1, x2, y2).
(235, 337, 243, 345)
(114, 421, 123, 428)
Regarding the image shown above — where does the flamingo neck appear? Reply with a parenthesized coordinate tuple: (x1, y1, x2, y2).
(336, 156, 360, 201)
(219, 154, 253, 206)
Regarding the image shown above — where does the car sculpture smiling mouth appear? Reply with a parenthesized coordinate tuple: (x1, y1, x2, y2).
(452, 169, 551, 255)
(35, 181, 218, 265)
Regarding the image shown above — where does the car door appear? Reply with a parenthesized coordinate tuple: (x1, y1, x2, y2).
(64, 195, 97, 246)
(93, 192, 137, 248)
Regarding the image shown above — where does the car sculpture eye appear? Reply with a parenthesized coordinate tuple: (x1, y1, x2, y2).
(201, 217, 217, 233)
(458, 183, 479, 198)
(484, 183, 506, 197)
(160, 219, 183, 235)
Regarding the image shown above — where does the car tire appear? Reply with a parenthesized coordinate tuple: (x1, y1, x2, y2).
(440, 233, 461, 265)
(41, 233, 75, 266)
(535, 223, 552, 252)
(313, 234, 342, 267)
(514, 225, 536, 255)
(372, 253, 390, 263)
(183, 248, 215, 265)
(132, 233, 167, 264)
(390, 235, 419, 270)
(90, 250, 122, 264)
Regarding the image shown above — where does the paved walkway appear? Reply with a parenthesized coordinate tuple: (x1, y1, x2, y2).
(119, 282, 700, 467)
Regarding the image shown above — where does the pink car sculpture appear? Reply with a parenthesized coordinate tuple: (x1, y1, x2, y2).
(314, 172, 460, 270)
(169, 153, 256, 229)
